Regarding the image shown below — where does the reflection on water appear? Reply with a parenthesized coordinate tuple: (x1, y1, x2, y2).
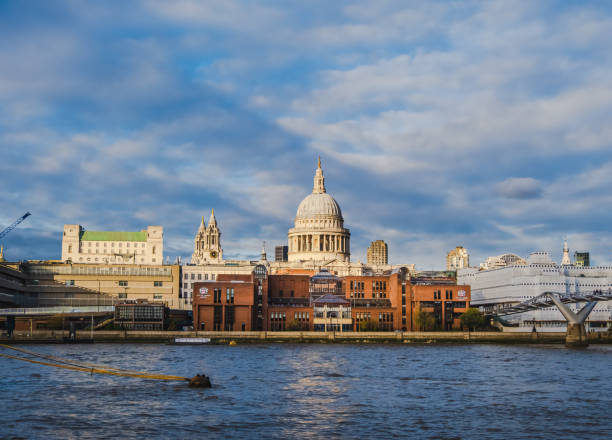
(1, 344, 611, 439)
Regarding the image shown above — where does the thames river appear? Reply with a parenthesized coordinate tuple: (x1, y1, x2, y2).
(1, 343, 611, 439)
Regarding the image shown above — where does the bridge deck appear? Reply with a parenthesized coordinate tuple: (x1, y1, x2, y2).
(492, 289, 612, 316)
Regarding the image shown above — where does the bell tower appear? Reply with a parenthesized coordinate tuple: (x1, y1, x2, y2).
(191, 209, 223, 264)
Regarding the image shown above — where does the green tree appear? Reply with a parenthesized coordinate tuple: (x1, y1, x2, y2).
(359, 319, 379, 332)
(414, 311, 436, 331)
(460, 308, 485, 331)
(286, 321, 303, 331)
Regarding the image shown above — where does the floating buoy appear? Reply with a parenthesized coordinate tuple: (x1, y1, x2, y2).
(188, 374, 212, 388)
(229, 340, 237, 346)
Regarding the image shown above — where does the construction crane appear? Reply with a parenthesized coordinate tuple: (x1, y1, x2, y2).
(0, 212, 31, 240)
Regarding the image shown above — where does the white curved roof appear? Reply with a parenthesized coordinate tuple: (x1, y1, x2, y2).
(296, 193, 343, 219)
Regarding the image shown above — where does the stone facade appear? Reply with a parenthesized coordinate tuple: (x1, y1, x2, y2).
(446, 246, 469, 270)
(367, 240, 388, 266)
(191, 209, 223, 264)
(61, 225, 163, 265)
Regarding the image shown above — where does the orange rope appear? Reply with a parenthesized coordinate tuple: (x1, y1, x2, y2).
(0, 349, 189, 382)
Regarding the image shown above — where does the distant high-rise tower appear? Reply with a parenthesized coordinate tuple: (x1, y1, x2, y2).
(367, 240, 388, 266)
(275, 245, 288, 262)
(574, 251, 590, 267)
(192, 209, 223, 264)
(447, 246, 469, 271)
(561, 240, 572, 265)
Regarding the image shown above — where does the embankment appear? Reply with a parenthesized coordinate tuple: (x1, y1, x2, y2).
(2, 330, 612, 344)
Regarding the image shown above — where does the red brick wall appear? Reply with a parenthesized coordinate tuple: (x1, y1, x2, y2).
(268, 275, 310, 299)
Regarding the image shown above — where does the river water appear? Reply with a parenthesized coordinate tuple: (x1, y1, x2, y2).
(1, 343, 611, 439)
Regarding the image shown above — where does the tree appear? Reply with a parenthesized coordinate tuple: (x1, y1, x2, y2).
(286, 321, 304, 331)
(414, 311, 436, 331)
(460, 308, 485, 331)
(359, 319, 379, 332)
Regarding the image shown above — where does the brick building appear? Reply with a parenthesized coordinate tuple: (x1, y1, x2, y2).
(193, 266, 471, 332)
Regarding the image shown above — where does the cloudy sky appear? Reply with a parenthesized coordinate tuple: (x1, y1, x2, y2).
(1, 0, 612, 269)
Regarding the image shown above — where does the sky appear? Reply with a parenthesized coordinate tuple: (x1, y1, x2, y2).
(1, 0, 612, 269)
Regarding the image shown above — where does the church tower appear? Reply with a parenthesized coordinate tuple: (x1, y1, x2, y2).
(561, 239, 572, 266)
(192, 209, 223, 264)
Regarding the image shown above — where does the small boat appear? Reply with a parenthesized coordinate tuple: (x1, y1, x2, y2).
(173, 337, 211, 345)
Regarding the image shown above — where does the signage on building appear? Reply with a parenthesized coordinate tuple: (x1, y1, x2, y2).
(199, 287, 209, 299)
(458, 289, 466, 298)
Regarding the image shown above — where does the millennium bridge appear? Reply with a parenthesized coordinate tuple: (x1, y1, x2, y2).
(491, 289, 612, 346)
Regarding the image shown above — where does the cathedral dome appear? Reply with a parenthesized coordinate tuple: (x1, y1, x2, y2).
(287, 158, 351, 263)
(296, 193, 342, 219)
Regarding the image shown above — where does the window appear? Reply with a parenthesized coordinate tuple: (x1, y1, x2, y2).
(279, 290, 283, 297)
(153, 294, 162, 299)
(154, 281, 162, 287)
(65, 280, 75, 286)
(191, 274, 195, 280)
(198, 274, 202, 280)
(119, 280, 128, 287)
(118, 293, 127, 299)
(68, 245, 72, 253)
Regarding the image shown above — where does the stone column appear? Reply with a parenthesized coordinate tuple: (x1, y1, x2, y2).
(566, 323, 589, 347)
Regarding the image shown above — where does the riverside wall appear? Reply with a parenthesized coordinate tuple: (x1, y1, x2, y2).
(2, 330, 612, 344)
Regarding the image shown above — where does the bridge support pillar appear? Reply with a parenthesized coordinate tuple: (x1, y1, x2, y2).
(548, 294, 597, 348)
(566, 323, 588, 347)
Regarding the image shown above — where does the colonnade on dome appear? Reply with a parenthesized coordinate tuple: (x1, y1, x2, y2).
(289, 232, 350, 255)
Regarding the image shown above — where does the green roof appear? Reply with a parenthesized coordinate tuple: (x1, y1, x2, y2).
(80, 230, 147, 242)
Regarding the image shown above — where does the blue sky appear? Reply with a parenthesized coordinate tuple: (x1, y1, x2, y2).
(1, 0, 612, 269)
